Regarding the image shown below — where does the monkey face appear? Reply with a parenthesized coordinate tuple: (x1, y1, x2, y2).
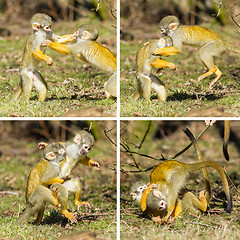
(159, 15, 180, 36)
(74, 131, 94, 156)
(79, 143, 92, 155)
(44, 142, 66, 162)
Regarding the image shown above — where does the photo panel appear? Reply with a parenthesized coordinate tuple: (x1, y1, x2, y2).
(0, 120, 117, 239)
(120, 120, 239, 239)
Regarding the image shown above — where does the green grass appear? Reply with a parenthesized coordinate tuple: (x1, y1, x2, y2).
(120, 24, 240, 117)
(0, 19, 116, 117)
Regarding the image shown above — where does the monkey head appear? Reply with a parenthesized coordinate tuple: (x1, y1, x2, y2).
(73, 130, 95, 155)
(159, 15, 180, 36)
(31, 13, 52, 34)
(147, 189, 167, 211)
(76, 24, 99, 41)
(43, 142, 66, 163)
(130, 182, 148, 205)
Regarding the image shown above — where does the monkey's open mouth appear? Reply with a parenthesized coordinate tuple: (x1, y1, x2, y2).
(80, 149, 87, 155)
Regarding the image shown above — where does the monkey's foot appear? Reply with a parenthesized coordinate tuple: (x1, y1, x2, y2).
(75, 201, 91, 211)
(62, 210, 77, 224)
(199, 190, 208, 212)
(152, 216, 162, 224)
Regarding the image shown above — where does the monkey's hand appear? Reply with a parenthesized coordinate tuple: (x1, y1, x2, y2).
(42, 40, 51, 47)
(152, 216, 162, 224)
(38, 142, 48, 150)
(89, 160, 100, 171)
(46, 56, 53, 66)
(73, 31, 79, 38)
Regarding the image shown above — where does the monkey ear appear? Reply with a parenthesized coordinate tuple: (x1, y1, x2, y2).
(169, 22, 179, 31)
(74, 134, 82, 144)
(130, 193, 137, 200)
(45, 152, 56, 161)
(82, 31, 90, 40)
(158, 38, 166, 48)
(32, 23, 40, 30)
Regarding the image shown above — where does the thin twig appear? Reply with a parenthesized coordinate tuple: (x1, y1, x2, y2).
(135, 121, 151, 149)
(224, 166, 240, 194)
(184, 221, 219, 229)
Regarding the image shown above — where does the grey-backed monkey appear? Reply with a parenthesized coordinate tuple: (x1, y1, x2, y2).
(157, 15, 240, 90)
(42, 24, 117, 98)
(134, 36, 180, 101)
(140, 159, 232, 223)
(18, 143, 76, 224)
(13, 13, 76, 102)
(38, 130, 100, 213)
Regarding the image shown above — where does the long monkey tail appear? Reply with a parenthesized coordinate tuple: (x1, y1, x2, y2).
(183, 128, 211, 204)
(187, 161, 232, 213)
(223, 120, 230, 161)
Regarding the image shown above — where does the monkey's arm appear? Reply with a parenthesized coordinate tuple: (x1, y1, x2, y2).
(32, 49, 53, 65)
(42, 40, 71, 55)
(79, 156, 100, 170)
(152, 46, 181, 56)
(55, 33, 76, 44)
(41, 177, 64, 186)
(150, 59, 176, 70)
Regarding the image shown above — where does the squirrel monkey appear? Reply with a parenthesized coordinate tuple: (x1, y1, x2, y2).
(134, 36, 180, 101)
(18, 143, 77, 224)
(140, 157, 232, 223)
(157, 15, 240, 89)
(13, 13, 76, 102)
(38, 130, 100, 212)
(42, 24, 117, 98)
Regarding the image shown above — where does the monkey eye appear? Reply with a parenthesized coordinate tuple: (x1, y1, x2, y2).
(44, 26, 51, 31)
(83, 144, 91, 151)
(161, 29, 166, 33)
(58, 148, 65, 155)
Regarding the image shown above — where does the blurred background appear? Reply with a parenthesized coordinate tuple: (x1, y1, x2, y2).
(121, 0, 240, 40)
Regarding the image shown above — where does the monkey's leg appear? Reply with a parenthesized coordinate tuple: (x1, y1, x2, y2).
(181, 192, 206, 215)
(173, 199, 182, 219)
(51, 183, 77, 223)
(12, 76, 23, 100)
(150, 59, 176, 70)
(62, 179, 91, 211)
(32, 70, 48, 102)
(135, 74, 152, 100)
(198, 41, 225, 89)
(34, 206, 45, 225)
(133, 76, 144, 100)
(150, 74, 167, 101)
(164, 187, 179, 223)
(20, 69, 33, 101)
(152, 46, 181, 56)
(104, 72, 117, 98)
